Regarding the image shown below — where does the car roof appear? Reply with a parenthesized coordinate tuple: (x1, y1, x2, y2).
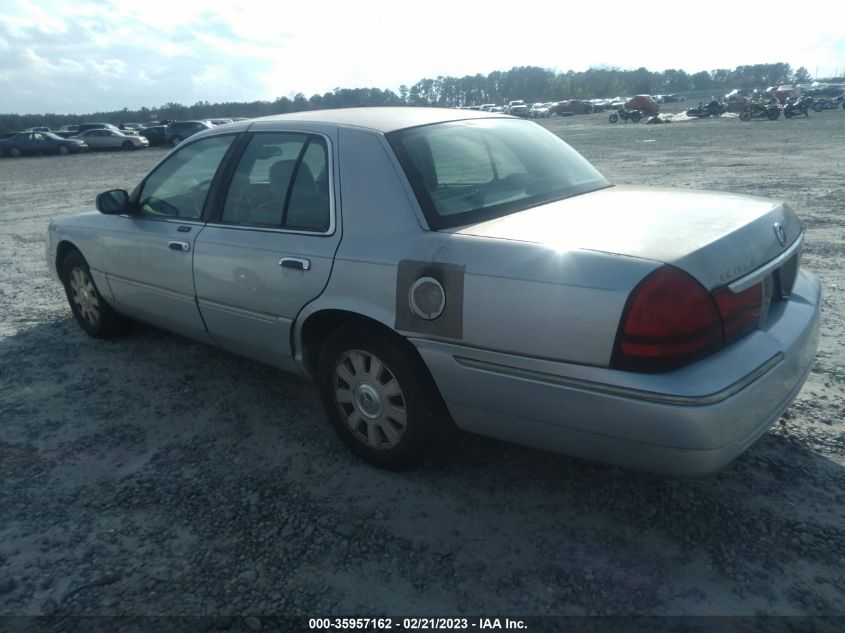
(251, 107, 509, 134)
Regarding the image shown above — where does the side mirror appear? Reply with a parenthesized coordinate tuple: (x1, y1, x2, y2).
(96, 189, 130, 215)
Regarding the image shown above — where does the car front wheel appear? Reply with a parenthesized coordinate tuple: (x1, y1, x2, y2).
(318, 324, 443, 469)
(58, 145, 70, 155)
(60, 249, 128, 338)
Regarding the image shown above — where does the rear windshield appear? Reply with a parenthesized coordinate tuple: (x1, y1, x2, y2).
(387, 118, 610, 229)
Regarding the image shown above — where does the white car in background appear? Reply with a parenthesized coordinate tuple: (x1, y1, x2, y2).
(529, 103, 551, 118)
(71, 129, 149, 150)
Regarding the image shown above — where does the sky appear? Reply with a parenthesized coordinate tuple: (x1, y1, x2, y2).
(1, 0, 844, 115)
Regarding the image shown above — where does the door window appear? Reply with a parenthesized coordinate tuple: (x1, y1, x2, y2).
(221, 133, 330, 232)
(137, 135, 235, 220)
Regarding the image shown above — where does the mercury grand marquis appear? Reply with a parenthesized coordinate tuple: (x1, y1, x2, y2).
(45, 107, 821, 474)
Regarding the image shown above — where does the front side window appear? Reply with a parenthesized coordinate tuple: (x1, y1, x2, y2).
(388, 119, 610, 229)
(137, 135, 234, 219)
(221, 132, 330, 232)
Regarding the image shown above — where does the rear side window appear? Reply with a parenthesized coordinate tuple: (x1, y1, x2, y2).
(137, 135, 235, 219)
(388, 119, 609, 229)
(221, 132, 330, 232)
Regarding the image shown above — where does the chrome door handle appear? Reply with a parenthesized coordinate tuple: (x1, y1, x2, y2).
(168, 241, 190, 252)
(279, 257, 311, 271)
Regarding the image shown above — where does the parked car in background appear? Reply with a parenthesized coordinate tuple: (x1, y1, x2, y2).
(509, 103, 530, 118)
(1, 131, 87, 157)
(505, 100, 526, 114)
(529, 103, 551, 118)
(25, 126, 51, 132)
(165, 120, 213, 145)
(46, 107, 819, 475)
(207, 118, 234, 126)
(553, 100, 594, 115)
(138, 125, 169, 147)
(71, 129, 149, 150)
(478, 104, 496, 112)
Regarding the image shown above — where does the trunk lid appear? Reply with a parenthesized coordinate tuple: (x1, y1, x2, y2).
(449, 185, 802, 290)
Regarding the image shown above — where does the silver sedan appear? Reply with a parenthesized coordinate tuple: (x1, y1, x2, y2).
(45, 108, 820, 475)
(71, 129, 149, 150)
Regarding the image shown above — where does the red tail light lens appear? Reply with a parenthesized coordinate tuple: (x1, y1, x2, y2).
(712, 283, 763, 344)
(612, 266, 723, 372)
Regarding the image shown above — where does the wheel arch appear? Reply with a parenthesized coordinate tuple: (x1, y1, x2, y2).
(297, 308, 436, 388)
(55, 239, 81, 278)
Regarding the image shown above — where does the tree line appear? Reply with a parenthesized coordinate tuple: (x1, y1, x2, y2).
(0, 62, 822, 132)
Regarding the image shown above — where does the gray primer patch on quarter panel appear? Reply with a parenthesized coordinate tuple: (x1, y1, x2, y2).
(395, 260, 464, 339)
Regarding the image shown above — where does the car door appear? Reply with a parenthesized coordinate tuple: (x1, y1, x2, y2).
(102, 133, 238, 342)
(193, 130, 339, 371)
(27, 132, 52, 153)
(82, 130, 106, 149)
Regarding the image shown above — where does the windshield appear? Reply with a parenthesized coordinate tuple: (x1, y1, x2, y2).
(387, 119, 610, 230)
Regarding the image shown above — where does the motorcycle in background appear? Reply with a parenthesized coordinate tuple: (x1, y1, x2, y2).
(608, 108, 642, 123)
(739, 100, 781, 121)
(685, 100, 726, 118)
(783, 95, 814, 118)
(812, 96, 844, 112)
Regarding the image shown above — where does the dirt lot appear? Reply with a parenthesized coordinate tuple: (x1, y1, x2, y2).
(1, 112, 844, 625)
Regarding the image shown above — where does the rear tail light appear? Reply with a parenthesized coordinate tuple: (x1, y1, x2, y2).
(612, 266, 766, 372)
(612, 266, 722, 372)
(712, 284, 763, 344)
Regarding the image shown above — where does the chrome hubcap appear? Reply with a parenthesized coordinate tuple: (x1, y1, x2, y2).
(334, 350, 407, 450)
(68, 267, 100, 326)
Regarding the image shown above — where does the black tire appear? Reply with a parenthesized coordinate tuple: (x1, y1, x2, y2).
(767, 109, 780, 121)
(318, 323, 445, 470)
(122, 140, 134, 150)
(784, 110, 792, 118)
(60, 249, 129, 338)
(740, 111, 751, 121)
(608, 113, 618, 123)
(813, 103, 824, 112)
(631, 112, 642, 123)
(58, 145, 70, 155)
(8, 146, 22, 157)
(171, 135, 183, 146)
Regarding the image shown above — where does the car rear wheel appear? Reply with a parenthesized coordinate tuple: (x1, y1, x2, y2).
(8, 147, 22, 157)
(60, 249, 129, 338)
(58, 145, 70, 155)
(318, 324, 444, 470)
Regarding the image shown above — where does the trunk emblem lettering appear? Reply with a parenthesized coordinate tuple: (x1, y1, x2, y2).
(774, 222, 787, 247)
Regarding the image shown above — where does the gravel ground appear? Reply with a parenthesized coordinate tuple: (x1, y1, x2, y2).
(1, 112, 844, 624)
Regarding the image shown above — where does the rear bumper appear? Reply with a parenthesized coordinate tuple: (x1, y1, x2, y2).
(413, 270, 821, 475)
